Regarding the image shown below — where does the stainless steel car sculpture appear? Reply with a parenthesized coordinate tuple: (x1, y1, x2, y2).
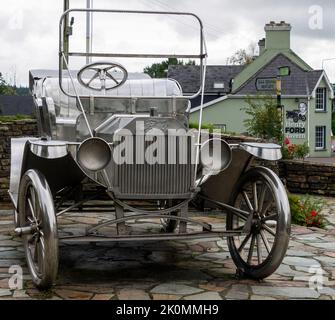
(9, 9, 291, 289)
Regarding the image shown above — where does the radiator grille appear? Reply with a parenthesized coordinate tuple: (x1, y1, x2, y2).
(110, 135, 195, 198)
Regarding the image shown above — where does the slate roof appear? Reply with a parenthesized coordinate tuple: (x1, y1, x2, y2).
(169, 54, 326, 99)
(168, 65, 245, 94)
(234, 53, 324, 96)
(306, 70, 324, 94)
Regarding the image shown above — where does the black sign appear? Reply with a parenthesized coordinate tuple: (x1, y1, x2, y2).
(256, 78, 276, 91)
(286, 110, 307, 123)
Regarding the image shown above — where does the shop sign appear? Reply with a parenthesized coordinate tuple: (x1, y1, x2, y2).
(285, 102, 307, 139)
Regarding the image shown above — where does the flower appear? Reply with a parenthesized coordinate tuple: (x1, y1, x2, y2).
(288, 145, 296, 153)
(310, 211, 318, 217)
(284, 138, 291, 146)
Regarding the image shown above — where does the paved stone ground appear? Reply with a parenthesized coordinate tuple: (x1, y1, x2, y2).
(0, 198, 335, 300)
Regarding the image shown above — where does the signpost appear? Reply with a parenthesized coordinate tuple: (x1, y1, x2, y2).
(276, 67, 290, 143)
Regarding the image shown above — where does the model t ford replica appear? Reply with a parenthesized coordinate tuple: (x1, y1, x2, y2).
(9, 9, 290, 289)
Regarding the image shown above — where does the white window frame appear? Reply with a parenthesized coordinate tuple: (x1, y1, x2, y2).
(213, 124, 227, 132)
(315, 126, 326, 150)
(316, 88, 327, 112)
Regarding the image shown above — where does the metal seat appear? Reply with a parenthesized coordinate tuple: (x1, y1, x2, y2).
(34, 77, 184, 140)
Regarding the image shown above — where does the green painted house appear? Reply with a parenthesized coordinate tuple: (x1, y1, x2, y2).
(169, 21, 334, 158)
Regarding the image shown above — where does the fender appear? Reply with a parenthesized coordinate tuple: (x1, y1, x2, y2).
(9, 138, 85, 209)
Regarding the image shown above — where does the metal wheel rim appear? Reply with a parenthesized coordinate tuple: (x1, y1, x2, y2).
(230, 175, 280, 269)
(18, 170, 59, 289)
(23, 184, 46, 280)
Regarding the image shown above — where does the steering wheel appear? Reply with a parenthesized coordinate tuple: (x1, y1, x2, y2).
(77, 62, 128, 91)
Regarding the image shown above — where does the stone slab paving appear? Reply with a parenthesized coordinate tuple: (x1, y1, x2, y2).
(0, 198, 335, 300)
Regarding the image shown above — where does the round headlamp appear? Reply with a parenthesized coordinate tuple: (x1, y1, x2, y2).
(77, 138, 112, 172)
(200, 138, 232, 175)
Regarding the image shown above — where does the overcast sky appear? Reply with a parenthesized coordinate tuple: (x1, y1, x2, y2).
(1, 0, 335, 86)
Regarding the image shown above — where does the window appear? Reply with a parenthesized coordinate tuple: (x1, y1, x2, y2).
(213, 83, 225, 89)
(278, 66, 291, 77)
(213, 124, 227, 132)
(256, 78, 276, 91)
(315, 126, 326, 150)
(316, 88, 327, 111)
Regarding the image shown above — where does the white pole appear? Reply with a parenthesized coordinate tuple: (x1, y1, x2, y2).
(86, 0, 93, 64)
(194, 33, 208, 186)
(90, 0, 93, 56)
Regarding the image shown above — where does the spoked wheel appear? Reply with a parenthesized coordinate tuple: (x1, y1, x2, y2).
(18, 170, 59, 290)
(227, 167, 291, 279)
(158, 200, 179, 233)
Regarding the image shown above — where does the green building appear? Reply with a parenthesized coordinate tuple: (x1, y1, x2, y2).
(169, 21, 334, 158)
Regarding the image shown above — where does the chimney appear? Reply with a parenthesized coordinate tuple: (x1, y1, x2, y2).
(265, 21, 291, 50)
(258, 38, 265, 55)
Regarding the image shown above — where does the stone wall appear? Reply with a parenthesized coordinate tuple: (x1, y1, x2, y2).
(279, 160, 335, 196)
(0, 126, 259, 206)
(1, 121, 335, 205)
(0, 120, 38, 205)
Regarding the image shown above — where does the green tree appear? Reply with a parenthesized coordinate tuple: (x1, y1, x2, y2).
(242, 95, 282, 142)
(0, 73, 16, 95)
(228, 43, 256, 66)
(144, 58, 196, 78)
(15, 86, 30, 96)
(229, 49, 254, 66)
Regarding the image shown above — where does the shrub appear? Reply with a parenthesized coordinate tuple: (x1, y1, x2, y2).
(242, 95, 282, 143)
(188, 123, 235, 135)
(282, 139, 309, 160)
(0, 114, 34, 122)
(288, 194, 327, 229)
(295, 143, 310, 159)
(0, 73, 16, 95)
(189, 122, 215, 132)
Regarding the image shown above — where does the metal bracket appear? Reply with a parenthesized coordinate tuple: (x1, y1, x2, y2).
(111, 195, 191, 216)
(131, 98, 137, 114)
(198, 195, 249, 222)
(87, 213, 213, 235)
(179, 204, 188, 234)
(89, 95, 95, 115)
(172, 97, 177, 115)
(115, 203, 129, 236)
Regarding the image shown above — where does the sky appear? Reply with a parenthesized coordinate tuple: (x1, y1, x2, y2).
(0, 0, 335, 87)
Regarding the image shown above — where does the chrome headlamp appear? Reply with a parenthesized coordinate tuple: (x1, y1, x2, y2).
(200, 138, 232, 175)
(77, 138, 112, 172)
